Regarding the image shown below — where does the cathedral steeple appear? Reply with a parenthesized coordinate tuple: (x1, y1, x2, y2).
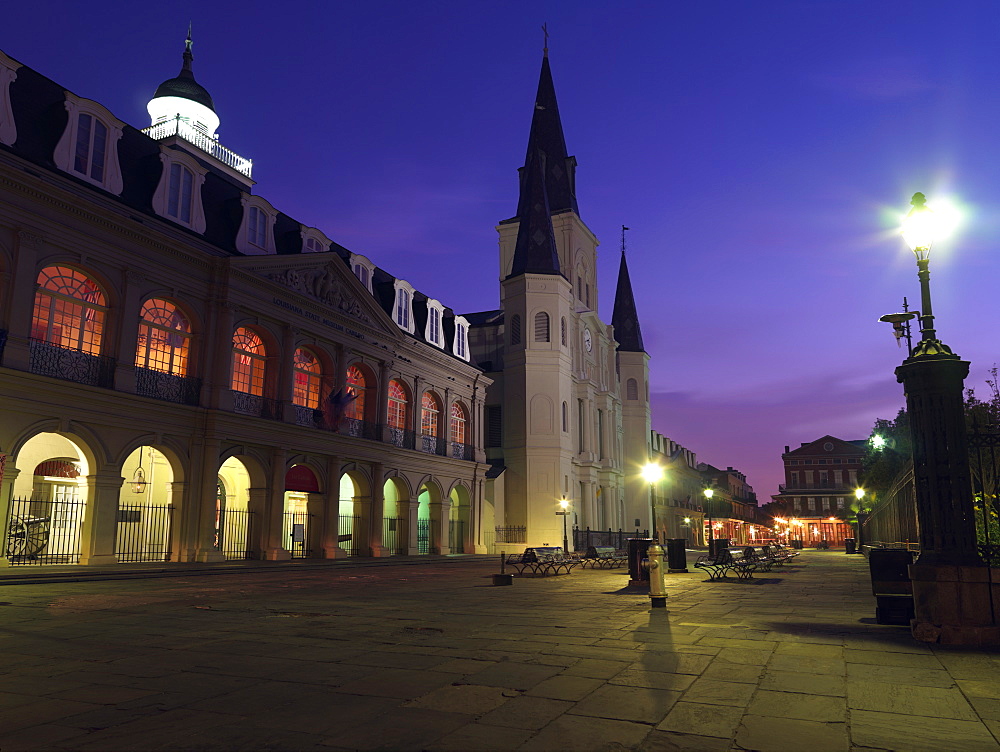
(612, 231, 645, 353)
(516, 52, 578, 219)
(508, 147, 561, 278)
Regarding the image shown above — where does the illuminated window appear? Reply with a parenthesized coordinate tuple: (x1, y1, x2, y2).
(292, 347, 321, 409)
(421, 392, 441, 437)
(450, 402, 467, 444)
(534, 312, 550, 342)
(31, 266, 106, 355)
(167, 164, 194, 223)
(231, 328, 266, 395)
(136, 298, 190, 375)
(248, 207, 267, 248)
(74, 113, 107, 182)
(387, 379, 408, 430)
(345, 364, 366, 420)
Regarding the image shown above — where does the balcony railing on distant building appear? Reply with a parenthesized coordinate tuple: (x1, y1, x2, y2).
(419, 434, 447, 456)
(342, 417, 380, 441)
(136, 367, 201, 406)
(232, 391, 281, 420)
(387, 427, 415, 450)
(450, 442, 474, 461)
(779, 482, 854, 493)
(29, 339, 115, 389)
(142, 117, 253, 178)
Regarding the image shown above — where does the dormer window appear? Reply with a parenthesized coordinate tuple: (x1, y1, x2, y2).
(53, 93, 124, 195)
(305, 237, 323, 253)
(151, 149, 206, 232)
(349, 253, 375, 293)
(300, 227, 331, 255)
(453, 316, 470, 361)
(393, 280, 415, 334)
(236, 196, 277, 255)
(425, 299, 444, 348)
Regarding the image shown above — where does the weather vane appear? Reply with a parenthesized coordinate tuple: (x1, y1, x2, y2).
(621, 225, 630, 254)
(542, 23, 549, 55)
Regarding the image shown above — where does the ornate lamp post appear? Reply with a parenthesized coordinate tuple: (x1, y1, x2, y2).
(556, 496, 570, 553)
(703, 487, 715, 554)
(641, 462, 664, 541)
(895, 192, 981, 568)
(854, 488, 868, 552)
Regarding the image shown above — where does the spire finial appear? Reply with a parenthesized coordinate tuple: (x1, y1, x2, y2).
(182, 23, 194, 73)
(542, 23, 549, 57)
(622, 225, 630, 255)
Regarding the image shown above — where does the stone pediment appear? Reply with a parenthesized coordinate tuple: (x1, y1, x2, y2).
(232, 253, 379, 328)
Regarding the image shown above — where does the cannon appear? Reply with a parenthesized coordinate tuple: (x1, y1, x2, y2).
(6, 515, 51, 559)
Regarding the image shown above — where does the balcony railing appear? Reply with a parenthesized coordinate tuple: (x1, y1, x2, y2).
(387, 427, 415, 450)
(141, 117, 253, 177)
(419, 434, 447, 456)
(232, 391, 281, 420)
(135, 368, 201, 406)
(294, 405, 325, 428)
(779, 483, 854, 493)
(29, 339, 115, 388)
(342, 417, 380, 441)
(450, 442, 474, 461)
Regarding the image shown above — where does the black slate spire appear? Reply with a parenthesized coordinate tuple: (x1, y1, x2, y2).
(612, 247, 646, 353)
(152, 26, 216, 112)
(508, 147, 561, 278)
(516, 54, 578, 218)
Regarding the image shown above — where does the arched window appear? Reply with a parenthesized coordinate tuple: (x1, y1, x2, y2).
(292, 347, 321, 409)
(74, 113, 108, 182)
(387, 379, 408, 430)
(562, 401, 568, 432)
(421, 392, 441, 437)
(167, 163, 194, 223)
(345, 364, 366, 420)
(136, 298, 191, 376)
(451, 402, 468, 445)
(561, 317, 567, 346)
(626, 378, 639, 401)
(510, 314, 521, 345)
(32, 266, 106, 355)
(231, 328, 266, 396)
(534, 312, 550, 342)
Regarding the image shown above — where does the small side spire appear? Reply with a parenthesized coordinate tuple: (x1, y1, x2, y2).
(612, 227, 646, 353)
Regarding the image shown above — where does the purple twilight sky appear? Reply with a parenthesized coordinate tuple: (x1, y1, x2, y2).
(5, 1, 1000, 501)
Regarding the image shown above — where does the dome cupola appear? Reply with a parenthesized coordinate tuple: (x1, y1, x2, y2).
(147, 28, 220, 138)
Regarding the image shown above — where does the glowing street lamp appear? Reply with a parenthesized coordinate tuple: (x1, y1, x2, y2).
(556, 496, 570, 553)
(703, 487, 715, 553)
(893, 192, 981, 567)
(642, 462, 664, 541)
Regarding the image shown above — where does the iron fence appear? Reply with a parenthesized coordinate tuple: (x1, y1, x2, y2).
(483, 528, 495, 552)
(450, 442, 474, 461)
(342, 417, 379, 440)
(382, 516, 406, 555)
(417, 518, 430, 554)
(419, 435, 447, 456)
(115, 502, 173, 562)
(494, 525, 527, 544)
(221, 508, 254, 560)
(861, 464, 918, 548)
(231, 391, 282, 419)
(970, 420, 1000, 560)
(572, 527, 648, 553)
(387, 427, 415, 450)
(135, 368, 201, 405)
(29, 339, 115, 388)
(450, 519, 465, 553)
(282, 511, 312, 559)
(338, 515, 361, 556)
(5, 496, 85, 565)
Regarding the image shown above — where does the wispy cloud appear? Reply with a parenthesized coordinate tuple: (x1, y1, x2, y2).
(808, 56, 936, 100)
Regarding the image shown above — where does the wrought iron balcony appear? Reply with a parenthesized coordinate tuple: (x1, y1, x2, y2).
(419, 434, 447, 456)
(387, 427, 415, 450)
(342, 417, 379, 441)
(142, 117, 253, 178)
(232, 391, 281, 420)
(450, 442, 475, 461)
(294, 405, 325, 428)
(29, 339, 115, 388)
(135, 367, 201, 406)
(779, 482, 853, 493)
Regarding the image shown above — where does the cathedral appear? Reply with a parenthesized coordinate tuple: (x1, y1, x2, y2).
(0, 35, 656, 569)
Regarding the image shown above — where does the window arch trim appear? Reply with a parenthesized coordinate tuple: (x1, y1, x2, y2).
(52, 93, 125, 194)
(151, 149, 207, 232)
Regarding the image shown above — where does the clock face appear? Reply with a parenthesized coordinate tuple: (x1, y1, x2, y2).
(584, 328, 593, 352)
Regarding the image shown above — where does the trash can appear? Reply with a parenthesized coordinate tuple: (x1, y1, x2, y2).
(627, 538, 653, 581)
(666, 538, 688, 573)
(844, 538, 856, 555)
(708, 538, 730, 558)
(868, 548, 916, 625)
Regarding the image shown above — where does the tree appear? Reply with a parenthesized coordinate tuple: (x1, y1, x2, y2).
(859, 408, 911, 511)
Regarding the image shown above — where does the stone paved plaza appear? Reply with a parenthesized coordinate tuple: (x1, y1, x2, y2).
(3, 551, 1000, 751)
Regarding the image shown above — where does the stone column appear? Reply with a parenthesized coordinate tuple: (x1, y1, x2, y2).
(305, 492, 325, 558)
(194, 439, 225, 562)
(246, 486, 270, 560)
(79, 471, 124, 565)
(405, 498, 420, 555)
(167, 480, 188, 563)
(208, 301, 237, 412)
(0, 464, 21, 567)
(2, 231, 43, 371)
(278, 325, 297, 423)
(320, 455, 346, 559)
(431, 500, 451, 555)
(114, 270, 145, 394)
(368, 462, 386, 556)
(262, 448, 291, 560)
(376, 361, 391, 442)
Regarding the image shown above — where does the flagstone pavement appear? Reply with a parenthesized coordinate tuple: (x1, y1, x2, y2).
(2, 550, 1000, 751)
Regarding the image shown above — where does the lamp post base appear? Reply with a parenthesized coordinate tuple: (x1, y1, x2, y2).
(910, 564, 1000, 646)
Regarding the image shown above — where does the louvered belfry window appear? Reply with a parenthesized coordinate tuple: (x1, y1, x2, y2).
(534, 312, 550, 342)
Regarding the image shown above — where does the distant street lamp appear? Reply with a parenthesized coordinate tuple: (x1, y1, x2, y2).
(556, 496, 570, 553)
(854, 487, 868, 552)
(641, 462, 664, 541)
(703, 487, 715, 554)
(894, 192, 981, 567)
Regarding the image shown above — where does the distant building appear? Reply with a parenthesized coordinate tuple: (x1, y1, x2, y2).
(699, 463, 760, 546)
(770, 435, 864, 546)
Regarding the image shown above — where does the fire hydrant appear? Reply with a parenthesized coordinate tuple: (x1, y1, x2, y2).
(648, 541, 667, 608)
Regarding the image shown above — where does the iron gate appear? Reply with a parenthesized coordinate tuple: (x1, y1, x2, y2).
(282, 512, 312, 559)
(221, 508, 254, 560)
(970, 421, 1000, 565)
(338, 514, 361, 556)
(417, 519, 429, 554)
(5, 496, 85, 565)
(382, 517, 406, 555)
(116, 503, 173, 562)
